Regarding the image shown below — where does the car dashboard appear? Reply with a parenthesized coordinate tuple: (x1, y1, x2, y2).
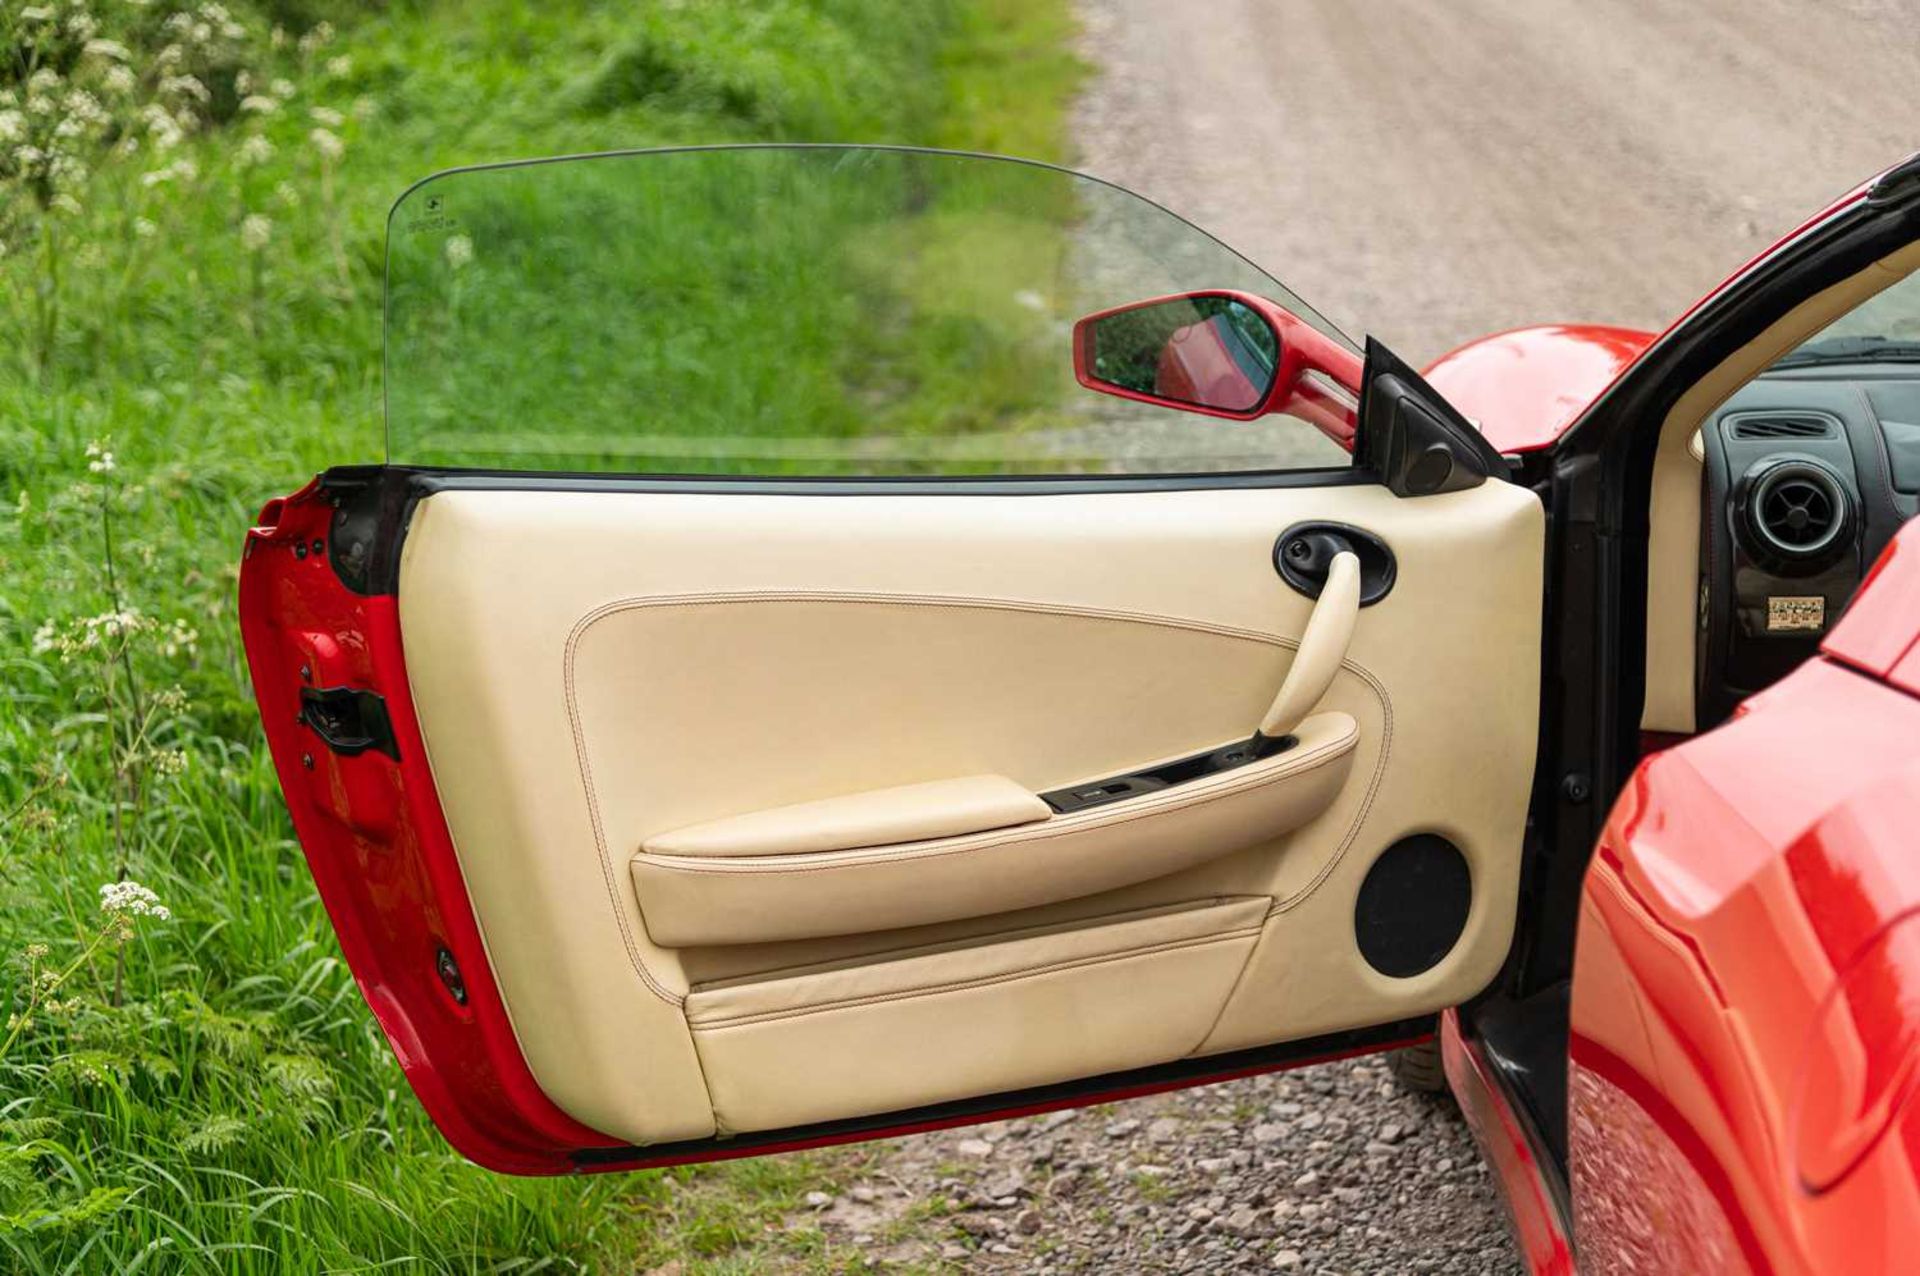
(1695, 364, 1920, 725)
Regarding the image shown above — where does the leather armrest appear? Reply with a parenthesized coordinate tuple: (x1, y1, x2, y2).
(644, 774, 1051, 859)
(632, 711, 1360, 946)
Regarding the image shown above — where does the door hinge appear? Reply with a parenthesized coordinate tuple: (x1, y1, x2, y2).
(297, 686, 400, 761)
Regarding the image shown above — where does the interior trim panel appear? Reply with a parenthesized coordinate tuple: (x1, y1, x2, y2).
(398, 481, 1543, 1144)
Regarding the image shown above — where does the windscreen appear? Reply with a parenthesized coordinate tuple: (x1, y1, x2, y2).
(384, 145, 1355, 476)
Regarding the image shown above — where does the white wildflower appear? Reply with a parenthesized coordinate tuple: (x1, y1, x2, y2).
(143, 103, 185, 150)
(134, 217, 157, 238)
(18, 6, 54, 23)
(157, 619, 198, 657)
(297, 21, 335, 54)
(66, 12, 98, 40)
(238, 94, 279, 115)
(237, 134, 274, 166)
(83, 38, 132, 61)
(141, 156, 197, 187)
(270, 25, 287, 49)
(308, 105, 344, 127)
(326, 55, 353, 78)
(239, 213, 271, 252)
(31, 619, 58, 654)
(443, 234, 473, 269)
(104, 66, 136, 95)
(269, 78, 295, 100)
(48, 153, 88, 189)
(86, 440, 116, 473)
(99, 880, 172, 922)
(27, 69, 59, 94)
(64, 89, 107, 125)
(308, 127, 343, 161)
(0, 111, 24, 144)
(49, 192, 82, 217)
(160, 74, 210, 104)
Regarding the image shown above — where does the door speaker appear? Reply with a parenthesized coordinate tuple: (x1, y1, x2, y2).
(1354, 835, 1471, 977)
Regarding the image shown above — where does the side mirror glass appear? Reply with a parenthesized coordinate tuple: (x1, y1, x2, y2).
(1076, 294, 1280, 416)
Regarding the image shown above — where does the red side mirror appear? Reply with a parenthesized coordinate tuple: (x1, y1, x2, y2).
(1072, 289, 1364, 450)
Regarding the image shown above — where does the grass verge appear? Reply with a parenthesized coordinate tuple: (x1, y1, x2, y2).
(0, 1, 1080, 1270)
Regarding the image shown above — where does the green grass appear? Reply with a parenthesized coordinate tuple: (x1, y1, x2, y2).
(0, 2, 1081, 1271)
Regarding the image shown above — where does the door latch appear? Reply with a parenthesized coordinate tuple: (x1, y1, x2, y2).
(297, 686, 400, 760)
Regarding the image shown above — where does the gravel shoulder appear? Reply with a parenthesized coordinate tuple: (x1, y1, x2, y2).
(789, 1056, 1515, 1274)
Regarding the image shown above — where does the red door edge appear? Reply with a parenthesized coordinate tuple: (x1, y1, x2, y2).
(1441, 1009, 1577, 1275)
(239, 479, 622, 1174)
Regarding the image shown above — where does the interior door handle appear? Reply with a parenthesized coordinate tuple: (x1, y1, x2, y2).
(1258, 550, 1360, 741)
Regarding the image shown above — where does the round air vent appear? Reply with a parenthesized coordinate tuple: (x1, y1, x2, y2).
(1742, 458, 1851, 564)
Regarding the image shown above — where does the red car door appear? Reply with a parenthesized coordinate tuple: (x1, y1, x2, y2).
(238, 144, 1549, 1172)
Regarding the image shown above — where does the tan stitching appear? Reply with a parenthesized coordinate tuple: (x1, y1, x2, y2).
(634, 734, 1355, 879)
(561, 591, 1394, 1003)
(1191, 916, 1267, 1053)
(688, 927, 1265, 1030)
(563, 617, 683, 1006)
(1271, 655, 1393, 915)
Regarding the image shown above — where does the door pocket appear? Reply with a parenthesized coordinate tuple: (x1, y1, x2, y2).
(685, 896, 1269, 1133)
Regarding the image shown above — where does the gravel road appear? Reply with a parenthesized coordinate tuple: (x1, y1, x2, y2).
(776, 5, 1919, 1271)
(1075, 0, 1919, 367)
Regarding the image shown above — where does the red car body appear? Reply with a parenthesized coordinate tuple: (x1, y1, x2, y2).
(1442, 520, 1920, 1275)
(1424, 171, 1920, 1272)
(238, 146, 1920, 1268)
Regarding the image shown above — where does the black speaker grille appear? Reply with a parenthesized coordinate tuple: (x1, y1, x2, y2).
(1354, 835, 1472, 978)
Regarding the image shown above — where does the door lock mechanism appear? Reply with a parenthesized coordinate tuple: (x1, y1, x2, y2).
(297, 685, 400, 761)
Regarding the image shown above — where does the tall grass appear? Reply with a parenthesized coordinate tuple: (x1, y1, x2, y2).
(0, 2, 1080, 1270)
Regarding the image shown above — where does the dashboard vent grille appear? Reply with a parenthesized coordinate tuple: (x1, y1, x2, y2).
(1750, 462, 1848, 559)
(1730, 414, 1835, 440)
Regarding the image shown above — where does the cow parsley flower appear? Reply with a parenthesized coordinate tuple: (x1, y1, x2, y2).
(240, 214, 271, 252)
(444, 234, 473, 269)
(100, 880, 171, 921)
(308, 127, 343, 161)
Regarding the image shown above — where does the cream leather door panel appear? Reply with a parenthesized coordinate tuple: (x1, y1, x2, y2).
(398, 479, 1543, 1146)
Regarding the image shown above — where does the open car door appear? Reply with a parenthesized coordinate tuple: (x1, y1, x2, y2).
(238, 146, 1544, 1173)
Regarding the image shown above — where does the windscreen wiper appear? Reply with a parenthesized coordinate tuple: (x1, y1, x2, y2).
(1771, 335, 1920, 369)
